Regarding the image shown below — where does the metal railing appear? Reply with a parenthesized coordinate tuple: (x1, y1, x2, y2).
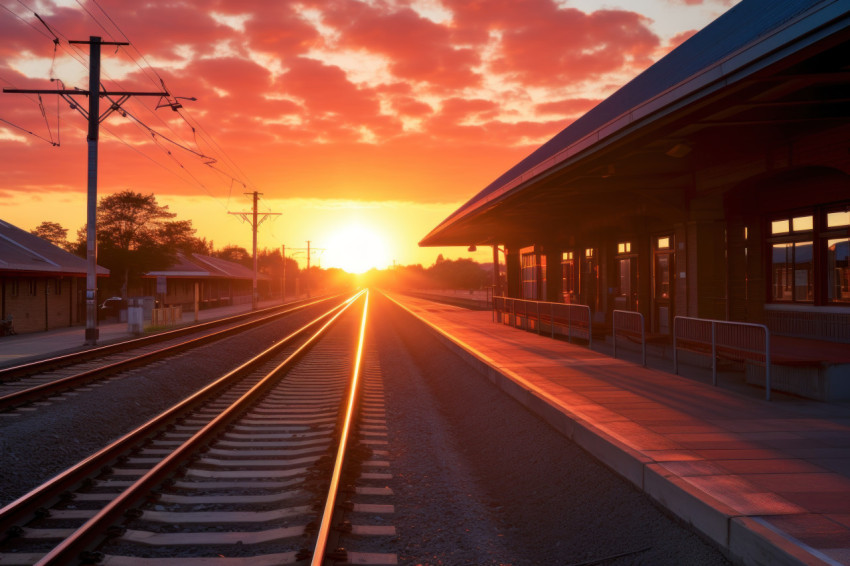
(673, 316, 772, 400)
(612, 310, 645, 366)
(493, 297, 592, 348)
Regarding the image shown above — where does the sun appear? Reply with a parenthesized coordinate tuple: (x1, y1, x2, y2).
(323, 224, 391, 274)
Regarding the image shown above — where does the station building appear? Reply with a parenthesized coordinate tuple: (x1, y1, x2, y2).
(140, 252, 271, 310)
(421, 0, 850, 346)
(0, 219, 108, 334)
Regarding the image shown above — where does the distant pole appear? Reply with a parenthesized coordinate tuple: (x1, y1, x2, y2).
(281, 244, 286, 302)
(492, 245, 500, 297)
(306, 240, 311, 298)
(4, 35, 168, 346)
(252, 191, 258, 309)
(229, 191, 280, 310)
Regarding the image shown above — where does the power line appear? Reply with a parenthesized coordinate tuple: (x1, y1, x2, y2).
(3, 2, 268, 219)
(0, 3, 51, 40)
(0, 116, 57, 145)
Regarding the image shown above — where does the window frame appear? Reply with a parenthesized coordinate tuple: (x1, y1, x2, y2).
(767, 203, 850, 305)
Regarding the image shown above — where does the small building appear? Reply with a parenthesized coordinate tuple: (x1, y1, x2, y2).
(140, 252, 271, 309)
(0, 219, 109, 334)
(422, 0, 850, 346)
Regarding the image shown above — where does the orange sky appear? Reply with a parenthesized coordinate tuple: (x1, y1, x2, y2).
(0, 0, 736, 273)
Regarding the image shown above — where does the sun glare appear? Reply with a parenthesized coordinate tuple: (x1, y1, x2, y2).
(323, 224, 391, 274)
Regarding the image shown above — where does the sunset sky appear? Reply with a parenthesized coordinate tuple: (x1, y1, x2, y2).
(1, 0, 737, 273)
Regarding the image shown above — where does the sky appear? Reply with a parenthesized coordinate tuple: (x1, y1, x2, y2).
(0, 0, 738, 273)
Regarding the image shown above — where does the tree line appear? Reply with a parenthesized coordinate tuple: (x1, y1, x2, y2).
(31, 190, 495, 296)
(30, 190, 304, 298)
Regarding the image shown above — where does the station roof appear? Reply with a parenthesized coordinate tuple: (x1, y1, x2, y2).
(420, 0, 850, 247)
(0, 219, 109, 277)
(144, 252, 270, 281)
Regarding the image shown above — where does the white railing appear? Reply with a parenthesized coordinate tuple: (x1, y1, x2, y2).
(493, 297, 592, 348)
(673, 316, 772, 400)
(613, 310, 645, 366)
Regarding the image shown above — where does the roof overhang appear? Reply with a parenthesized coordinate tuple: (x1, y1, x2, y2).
(420, 1, 850, 247)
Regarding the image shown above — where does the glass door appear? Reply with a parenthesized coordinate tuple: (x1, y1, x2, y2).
(653, 236, 674, 334)
(614, 241, 638, 311)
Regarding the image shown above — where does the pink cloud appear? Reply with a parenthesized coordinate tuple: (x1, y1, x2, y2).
(535, 98, 601, 117)
(318, 0, 482, 91)
(445, 0, 660, 86)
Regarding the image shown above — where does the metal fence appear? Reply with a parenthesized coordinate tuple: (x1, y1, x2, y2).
(612, 310, 645, 366)
(673, 316, 772, 400)
(493, 297, 592, 348)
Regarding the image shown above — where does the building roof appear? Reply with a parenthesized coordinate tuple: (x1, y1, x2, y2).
(0, 219, 109, 276)
(421, 0, 850, 246)
(145, 252, 270, 281)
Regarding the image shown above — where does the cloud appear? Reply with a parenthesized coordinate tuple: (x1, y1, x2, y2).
(445, 0, 660, 87)
(535, 98, 601, 118)
(318, 0, 483, 91)
(0, 0, 698, 209)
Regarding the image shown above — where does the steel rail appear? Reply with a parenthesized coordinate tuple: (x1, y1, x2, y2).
(33, 290, 367, 565)
(0, 292, 359, 541)
(311, 289, 369, 565)
(0, 296, 340, 411)
(0, 295, 334, 382)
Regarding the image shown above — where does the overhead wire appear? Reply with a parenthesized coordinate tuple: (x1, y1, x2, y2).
(3, 0, 268, 226)
(0, 3, 50, 39)
(86, 0, 256, 196)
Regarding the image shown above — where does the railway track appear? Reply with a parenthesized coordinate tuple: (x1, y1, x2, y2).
(0, 296, 341, 413)
(0, 289, 394, 565)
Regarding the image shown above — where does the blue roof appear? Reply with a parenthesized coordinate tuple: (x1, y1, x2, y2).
(427, 0, 844, 239)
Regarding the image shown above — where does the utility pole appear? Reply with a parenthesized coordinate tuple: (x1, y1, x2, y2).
(229, 191, 280, 310)
(4, 36, 169, 346)
(286, 242, 324, 299)
(281, 244, 286, 302)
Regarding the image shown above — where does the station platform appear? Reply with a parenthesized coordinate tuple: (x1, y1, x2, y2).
(387, 292, 850, 566)
(0, 298, 294, 368)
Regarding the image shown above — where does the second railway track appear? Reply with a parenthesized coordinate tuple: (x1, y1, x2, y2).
(0, 290, 394, 565)
(0, 296, 343, 413)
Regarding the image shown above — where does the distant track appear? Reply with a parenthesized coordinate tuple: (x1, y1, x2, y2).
(0, 291, 396, 565)
(0, 296, 342, 412)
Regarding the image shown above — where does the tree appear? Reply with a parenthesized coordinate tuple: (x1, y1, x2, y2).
(31, 221, 71, 251)
(427, 257, 488, 289)
(158, 220, 211, 255)
(212, 245, 251, 266)
(96, 190, 184, 297)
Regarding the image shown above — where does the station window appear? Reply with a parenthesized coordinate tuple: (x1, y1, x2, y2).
(826, 209, 850, 304)
(28, 279, 37, 296)
(10, 278, 19, 297)
(521, 247, 539, 300)
(768, 204, 850, 304)
(617, 241, 632, 254)
(771, 242, 813, 301)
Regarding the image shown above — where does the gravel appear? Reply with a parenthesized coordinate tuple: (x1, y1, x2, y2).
(370, 292, 731, 565)
(0, 306, 322, 507)
(0, 294, 732, 566)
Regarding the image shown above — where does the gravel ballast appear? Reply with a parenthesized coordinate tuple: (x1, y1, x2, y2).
(370, 292, 730, 565)
(0, 306, 323, 507)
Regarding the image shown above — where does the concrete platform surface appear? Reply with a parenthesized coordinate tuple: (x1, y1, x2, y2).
(387, 292, 850, 566)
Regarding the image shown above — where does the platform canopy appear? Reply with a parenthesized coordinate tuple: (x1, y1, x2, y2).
(420, 0, 850, 247)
